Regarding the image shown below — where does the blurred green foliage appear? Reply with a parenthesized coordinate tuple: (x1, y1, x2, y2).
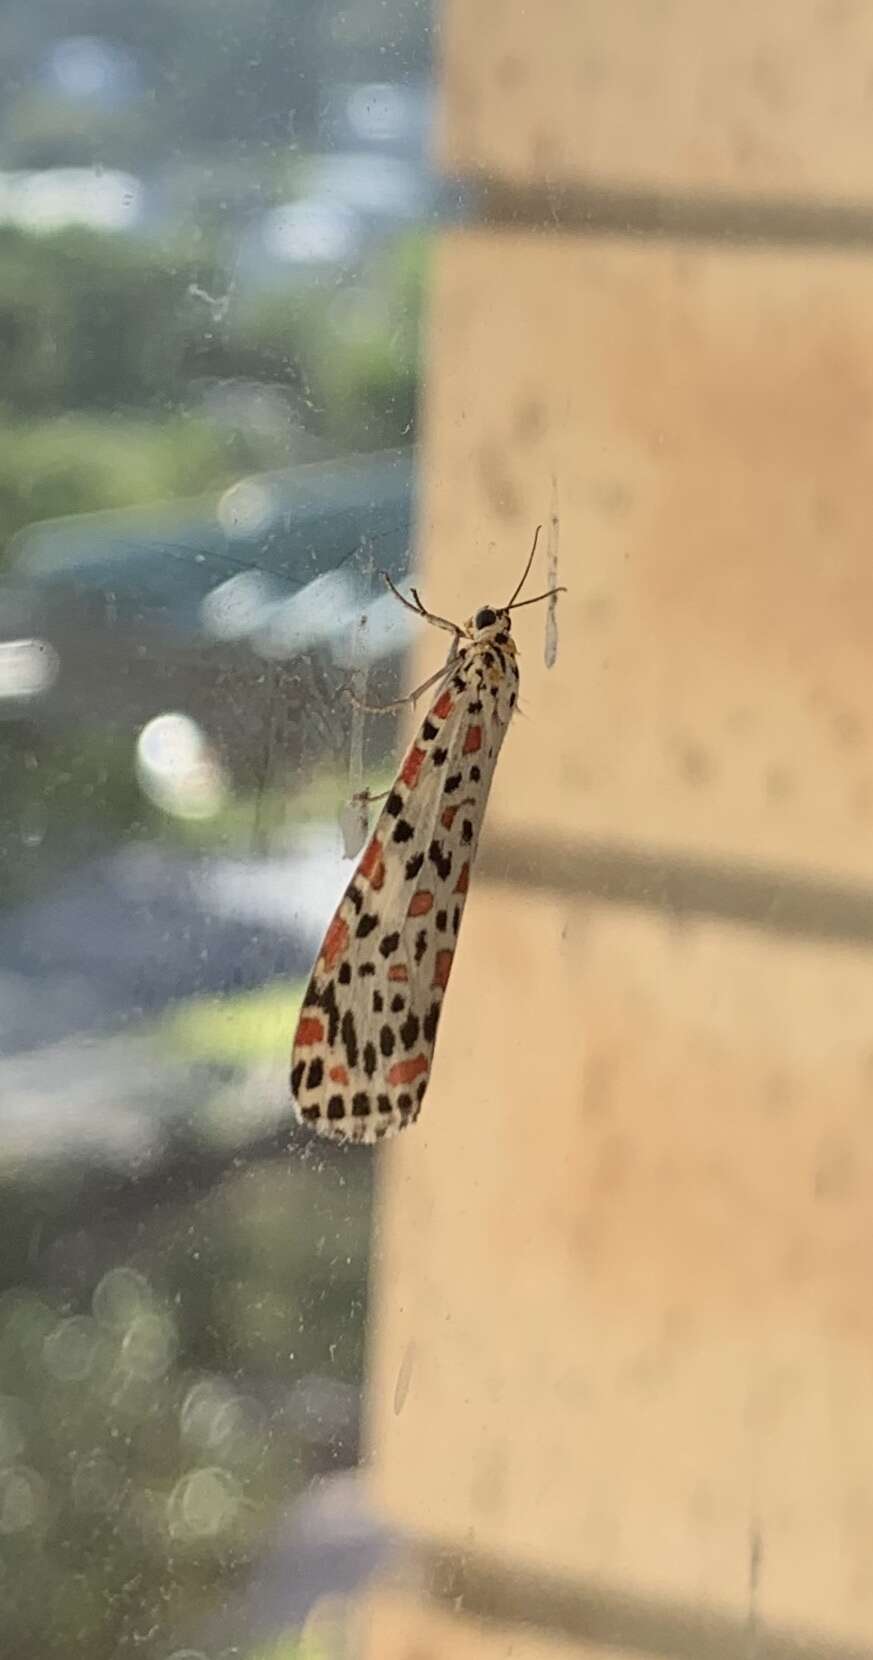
(0, 413, 262, 545)
(0, 222, 425, 558)
(0, 1151, 371, 1660)
(227, 233, 424, 448)
(0, 226, 221, 414)
(0, 222, 425, 425)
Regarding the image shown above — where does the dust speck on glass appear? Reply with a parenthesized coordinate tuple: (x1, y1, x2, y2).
(0, 2, 432, 1656)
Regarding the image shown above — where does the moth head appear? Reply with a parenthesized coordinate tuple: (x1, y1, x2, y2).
(467, 605, 512, 642)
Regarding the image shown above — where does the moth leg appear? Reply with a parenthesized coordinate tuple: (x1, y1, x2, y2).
(352, 784, 391, 806)
(348, 659, 453, 715)
(380, 570, 460, 638)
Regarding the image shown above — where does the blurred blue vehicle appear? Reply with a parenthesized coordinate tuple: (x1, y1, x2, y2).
(0, 447, 417, 787)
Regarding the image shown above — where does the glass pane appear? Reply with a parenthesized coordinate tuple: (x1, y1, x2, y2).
(0, 4, 430, 1656)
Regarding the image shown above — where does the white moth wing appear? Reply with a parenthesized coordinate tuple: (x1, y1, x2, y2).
(290, 638, 517, 1143)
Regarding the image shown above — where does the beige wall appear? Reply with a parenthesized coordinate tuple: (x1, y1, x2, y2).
(439, 0, 873, 201)
(415, 233, 873, 881)
(361, 5, 873, 1657)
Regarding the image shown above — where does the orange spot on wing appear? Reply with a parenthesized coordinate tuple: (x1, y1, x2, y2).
(454, 862, 469, 894)
(359, 835, 385, 890)
(388, 963, 409, 982)
(407, 889, 433, 917)
(463, 724, 482, 754)
(328, 1064, 350, 1085)
(295, 1017, 325, 1046)
(432, 689, 454, 720)
(387, 1054, 429, 1087)
(321, 915, 350, 970)
(400, 745, 426, 788)
(440, 804, 460, 830)
(432, 949, 453, 989)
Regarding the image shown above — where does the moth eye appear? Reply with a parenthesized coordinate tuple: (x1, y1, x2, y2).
(474, 607, 497, 630)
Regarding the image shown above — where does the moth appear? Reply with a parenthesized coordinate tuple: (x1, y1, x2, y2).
(290, 531, 563, 1143)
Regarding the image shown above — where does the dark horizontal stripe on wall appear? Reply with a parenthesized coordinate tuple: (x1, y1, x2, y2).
(478, 831, 873, 952)
(453, 174, 873, 250)
(421, 1539, 873, 1660)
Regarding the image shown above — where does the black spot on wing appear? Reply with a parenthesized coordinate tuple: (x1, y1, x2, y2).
(444, 773, 462, 794)
(392, 818, 415, 843)
(306, 1057, 324, 1090)
(338, 962, 352, 985)
(380, 1025, 396, 1058)
(422, 718, 438, 740)
(341, 1010, 358, 1070)
(320, 980, 340, 1044)
(363, 1042, 377, 1078)
(352, 1092, 370, 1117)
(400, 1012, 420, 1050)
(385, 792, 403, 817)
(432, 747, 448, 765)
(379, 931, 400, 958)
(429, 840, 452, 881)
(291, 1060, 305, 1095)
(423, 1001, 441, 1043)
(390, 994, 405, 1013)
(405, 851, 425, 879)
(327, 1096, 345, 1121)
(356, 913, 378, 938)
(414, 930, 428, 964)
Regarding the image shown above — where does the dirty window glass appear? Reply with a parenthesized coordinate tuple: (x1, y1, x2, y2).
(0, 4, 428, 1657)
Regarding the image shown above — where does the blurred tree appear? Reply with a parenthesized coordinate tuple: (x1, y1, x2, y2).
(0, 227, 219, 414)
(0, 1152, 371, 1660)
(0, 223, 425, 437)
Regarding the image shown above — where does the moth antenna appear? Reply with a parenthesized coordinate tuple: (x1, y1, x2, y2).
(509, 584, 567, 612)
(505, 524, 543, 608)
